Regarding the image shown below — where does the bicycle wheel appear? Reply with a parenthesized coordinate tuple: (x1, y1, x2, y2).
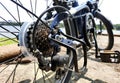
(83, 13, 97, 48)
(30, 6, 87, 83)
(63, 17, 87, 82)
(83, 13, 98, 57)
(94, 11, 114, 50)
(0, 0, 51, 83)
(0, 1, 87, 83)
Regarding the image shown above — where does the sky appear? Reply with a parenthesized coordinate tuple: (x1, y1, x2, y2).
(98, 0, 120, 24)
(0, 0, 120, 24)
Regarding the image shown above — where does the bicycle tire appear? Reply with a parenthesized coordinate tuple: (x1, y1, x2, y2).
(83, 13, 96, 48)
(0, 1, 87, 82)
(32, 6, 87, 82)
(0, 1, 52, 83)
(63, 17, 87, 82)
(94, 11, 114, 50)
(82, 13, 99, 58)
(30, 6, 75, 83)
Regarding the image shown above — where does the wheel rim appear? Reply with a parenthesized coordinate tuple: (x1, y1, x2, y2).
(0, 1, 74, 82)
(0, 0, 52, 83)
(95, 19, 110, 50)
(31, 7, 74, 82)
(0, 1, 87, 82)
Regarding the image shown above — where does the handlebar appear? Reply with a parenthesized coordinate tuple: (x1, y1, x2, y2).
(53, 0, 76, 4)
(51, 0, 99, 10)
(52, 0, 77, 9)
(86, 0, 99, 10)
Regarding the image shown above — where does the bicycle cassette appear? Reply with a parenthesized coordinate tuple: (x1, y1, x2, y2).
(19, 22, 54, 57)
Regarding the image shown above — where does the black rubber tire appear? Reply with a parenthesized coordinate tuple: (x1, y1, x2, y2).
(33, 6, 87, 83)
(63, 18, 87, 83)
(83, 14, 95, 48)
(94, 11, 114, 50)
(61, 19, 75, 83)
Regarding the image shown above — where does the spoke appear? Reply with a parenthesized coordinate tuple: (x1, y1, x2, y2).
(11, 0, 38, 19)
(46, 0, 53, 8)
(17, 0, 32, 18)
(0, 16, 20, 31)
(30, 0, 33, 15)
(16, 0, 21, 27)
(34, 0, 37, 15)
(33, 61, 39, 83)
(0, 33, 18, 42)
(5, 57, 22, 83)
(42, 71, 53, 83)
(0, 2, 20, 25)
(30, 0, 35, 20)
(33, 67, 39, 83)
(42, 70, 46, 83)
(0, 38, 16, 42)
(0, 65, 9, 73)
(0, 25, 18, 38)
(12, 63, 18, 83)
(0, 54, 22, 65)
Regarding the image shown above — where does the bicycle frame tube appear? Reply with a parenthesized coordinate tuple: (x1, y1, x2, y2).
(50, 12, 68, 28)
(50, 4, 90, 31)
(69, 4, 90, 15)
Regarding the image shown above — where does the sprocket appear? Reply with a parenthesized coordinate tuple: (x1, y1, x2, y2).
(26, 22, 54, 57)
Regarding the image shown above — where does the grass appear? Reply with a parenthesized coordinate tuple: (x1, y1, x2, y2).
(0, 38, 17, 46)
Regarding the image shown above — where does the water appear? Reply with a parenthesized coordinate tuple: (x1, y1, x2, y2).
(0, 25, 120, 38)
(0, 26, 65, 38)
(0, 25, 20, 38)
(113, 30, 120, 35)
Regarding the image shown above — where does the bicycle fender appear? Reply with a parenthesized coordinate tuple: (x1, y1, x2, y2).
(93, 10, 114, 29)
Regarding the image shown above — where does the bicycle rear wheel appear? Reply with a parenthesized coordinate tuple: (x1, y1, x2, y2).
(0, 1, 87, 82)
(30, 6, 87, 83)
(0, 0, 50, 83)
(63, 18, 87, 82)
(94, 11, 114, 50)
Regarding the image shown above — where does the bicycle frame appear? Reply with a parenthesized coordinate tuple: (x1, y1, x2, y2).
(0, 0, 114, 82)
(33, 5, 88, 72)
(11, 0, 112, 72)
(11, 0, 91, 72)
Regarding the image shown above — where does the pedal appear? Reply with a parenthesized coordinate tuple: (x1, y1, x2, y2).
(100, 50, 120, 63)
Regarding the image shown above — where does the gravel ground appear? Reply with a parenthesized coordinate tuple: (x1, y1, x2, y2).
(0, 36, 120, 83)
